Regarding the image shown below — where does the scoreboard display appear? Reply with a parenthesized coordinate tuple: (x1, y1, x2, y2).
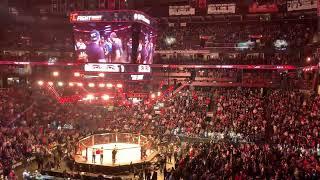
(84, 63, 151, 73)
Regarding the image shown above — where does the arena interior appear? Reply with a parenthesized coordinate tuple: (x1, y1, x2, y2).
(0, 0, 319, 179)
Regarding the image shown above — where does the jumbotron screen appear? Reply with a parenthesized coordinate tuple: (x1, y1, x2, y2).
(139, 24, 156, 64)
(73, 22, 156, 64)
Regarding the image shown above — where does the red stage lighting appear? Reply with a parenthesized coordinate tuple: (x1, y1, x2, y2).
(77, 82, 83, 87)
(52, 71, 59, 77)
(101, 94, 110, 100)
(98, 73, 105, 77)
(85, 94, 94, 100)
(106, 83, 113, 88)
(37, 80, 44, 86)
(74, 72, 80, 77)
(58, 82, 64, 86)
(48, 81, 53, 86)
(88, 83, 95, 87)
(99, 83, 105, 88)
(306, 57, 311, 62)
(116, 84, 123, 88)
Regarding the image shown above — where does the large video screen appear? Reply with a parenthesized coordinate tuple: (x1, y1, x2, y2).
(73, 23, 132, 63)
(73, 22, 156, 64)
(137, 25, 156, 64)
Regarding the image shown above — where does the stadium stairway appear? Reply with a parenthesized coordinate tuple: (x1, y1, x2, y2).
(263, 90, 274, 143)
(46, 84, 61, 101)
(208, 90, 219, 117)
(171, 82, 189, 96)
(9, 102, 35, 127)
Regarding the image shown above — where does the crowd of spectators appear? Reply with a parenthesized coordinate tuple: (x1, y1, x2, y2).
(162, 88, 320, 179)
(268, 90, 319, 150)
(165, 140, 319, 179)
(157, 22, 315, 50)
(0, 51, 74, 62)
(0, 87, 83, 178)
(0, 84, 319, 178)
(153, 20, 316, 65)
(154, 52, 304, 65)
(214, 89, 266, 141)
(1, 24, 73, 51)
(0, 88, 33, 173)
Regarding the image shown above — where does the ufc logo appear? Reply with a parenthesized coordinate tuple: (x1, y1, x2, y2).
(70, 13, 78, 22)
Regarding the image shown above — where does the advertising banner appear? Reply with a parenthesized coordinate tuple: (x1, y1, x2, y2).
(249, 3, 278, 13)
(287, 0, 317, 11)
(169, 6, 195, 16)
(207, 4, 236, 14)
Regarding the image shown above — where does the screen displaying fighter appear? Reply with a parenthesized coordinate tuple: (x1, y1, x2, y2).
(73, 23, 132, 63)
(138, 25, 156, 64)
